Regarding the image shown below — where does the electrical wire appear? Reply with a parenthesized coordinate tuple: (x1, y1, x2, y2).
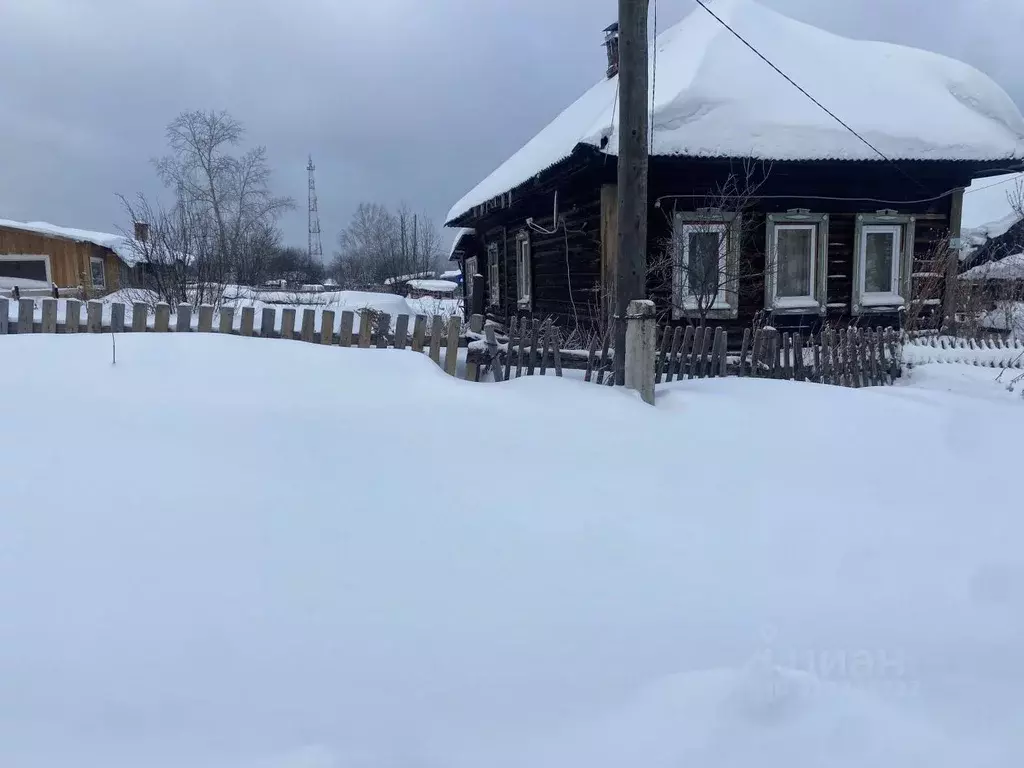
(691, 0, 934, 196)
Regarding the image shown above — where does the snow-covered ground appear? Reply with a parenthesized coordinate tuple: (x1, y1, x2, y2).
(1, 334, 1022, 768)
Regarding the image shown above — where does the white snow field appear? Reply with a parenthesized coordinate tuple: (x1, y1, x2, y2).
(1, 333, 1023, 768)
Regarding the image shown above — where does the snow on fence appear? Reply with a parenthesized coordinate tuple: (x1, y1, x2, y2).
(902, 334, 1024, 369)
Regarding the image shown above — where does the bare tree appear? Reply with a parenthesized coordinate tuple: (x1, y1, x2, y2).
(332, 202, 444, 292)
(120, 110, 294, 306)
(647, 161, 770, 328)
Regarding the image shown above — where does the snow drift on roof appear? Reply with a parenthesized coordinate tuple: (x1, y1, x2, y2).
(0, 218, 145, 266)
(447, 0, 1024, 223)
(960, 252, 1024, 281)
(447, 227, 475, 261)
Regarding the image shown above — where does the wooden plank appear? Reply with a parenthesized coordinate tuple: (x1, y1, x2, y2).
(688, 327, 704, 379)
(831, 329, 844, 386)
(198, 304, 214, 332)
(88, 300, 104, 333)
(154, 302, 169, 332)
(261, 307, 276, 337)
(710, 327, 724, 378)
(240, 306, 255, 337)
(358, 309, 373, 348)
(516, 319, 529, 378)
(596, 325, 612, 385)
(428, 315, 444, 364)
(718, 329, 727, 377)
(551, 327, 564, 377)
(702, 327, 716, 378)
(678, 325, 695, 380)
(768, 330, 780, 379)
(847, 330, 860, 388)
(486, 326, 504, 382)
(301, 308, 316, 342)
(539, 322, 551, 375)
(860, 330, 873, 386)
(376, 312, 391, 349)
(504, 317, 518, 381)
(655, 326, 672, 384)
(410, 315, 427, 353)
(749, 328, 763, 378)
(666, 326, 684, 382)
(41, 298, 58, 333)
(584, 333, 599, 383)
(782, 333, 792, 380)
(0, 297, 10, 333)
(280, 308, 297, 340)
(110, 302, 125, 334)
(393, 314, 409, 350)
(821, 331, 832, 385)
(812, 334, 822, 383)
(14, 298, 32, 334)
(886, 329, 901, 381)
(526, 319, 541, 376)
(339, 310, 355, 347)
(738, 328, 751, 377)
(131, 302, 148, 333)
(320, 310, 336, 345)
(219, 306, 235, 334)
(792, 332, 804, 382)
(445, 316, 461, 376)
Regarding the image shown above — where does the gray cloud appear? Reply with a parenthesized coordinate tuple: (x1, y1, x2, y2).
(1, 0, 1020, 252)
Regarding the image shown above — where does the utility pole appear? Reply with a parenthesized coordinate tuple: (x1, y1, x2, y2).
(307, 156, 323, 262)
(614, 0, 650, 385)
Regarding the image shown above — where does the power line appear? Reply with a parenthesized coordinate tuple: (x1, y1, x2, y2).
(691, 0, 933, 195)
(965, 173, 1023, 195)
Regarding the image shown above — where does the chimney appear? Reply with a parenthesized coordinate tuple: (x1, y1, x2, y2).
(604, 22, 620, 79)
(134, 221, 150, 243)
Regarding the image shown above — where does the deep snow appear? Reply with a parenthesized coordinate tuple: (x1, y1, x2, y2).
(1, 334, 1023, 767)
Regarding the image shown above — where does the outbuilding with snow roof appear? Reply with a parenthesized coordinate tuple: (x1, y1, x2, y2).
(445, 0, 1024, 336)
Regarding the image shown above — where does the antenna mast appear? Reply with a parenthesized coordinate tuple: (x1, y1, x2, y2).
(307, 156, 323, 261)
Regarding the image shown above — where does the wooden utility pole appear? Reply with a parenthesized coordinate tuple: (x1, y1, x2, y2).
(614, 0, 650, 385)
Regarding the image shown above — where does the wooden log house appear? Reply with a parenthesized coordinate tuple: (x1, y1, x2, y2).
(445, 0, 1024, 341)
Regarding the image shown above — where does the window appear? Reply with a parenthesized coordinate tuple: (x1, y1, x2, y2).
(672, 211, 741, 319)
(677, 224, 727, 308)
(516, 231, 531, 308)
(0, 254, 51, 284)
(90, 257, 106, 290)
(465, 256, 478, 300)
(487, 243, 500, 306)
(765, 212, 829, 312)
(852, 213, 915, 313)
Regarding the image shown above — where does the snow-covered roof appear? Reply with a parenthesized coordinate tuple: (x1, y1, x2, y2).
(407, 279, 458, 293)
(962, 172, 1023, 259)
(447, 228, 475, 261)
(383, 271, 435, 286)
(447, 0, 1024, 223)
(960, 252, 1024, 281)
(440, 269, 461, 280)
(0, 218, 146, 266)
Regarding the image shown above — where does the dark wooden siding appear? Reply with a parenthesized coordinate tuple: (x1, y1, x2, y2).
(456, 155, 983, 338)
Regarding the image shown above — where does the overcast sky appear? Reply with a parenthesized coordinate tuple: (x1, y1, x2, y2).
(1, 0, 1021, 255)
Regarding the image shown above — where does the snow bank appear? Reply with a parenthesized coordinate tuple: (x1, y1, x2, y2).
(0, 218, 144, 266)
(447, 0, 1024, 222)
(960, 252, 1024, 281)
(0, 336, 1022, 767)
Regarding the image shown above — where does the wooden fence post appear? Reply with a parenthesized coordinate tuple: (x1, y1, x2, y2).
(0, 297, 8, 334)
(198, 304, 214, 332)
(17, 298, 35, 333)
(281, 308, 297, 340)
(300, 308, 316, 342)
(88, 300, 104, 333)
(175, 304, 191, 333)
(625, 299, 656, 405)
(428, 316, 444, 363)
(321, 310, 336, 345)
(486, 326, 504, 382)
(466, 314, 484, 381)
(411, 315, 427, 353)
(154, 302, 169, 332)
(339, 310, 355, 347)
(261, 307, 276, 337)
(506, 318, 519, 381)
(240, 307, 255, 337)
(445, 316, 461, 376)
(394, 314, 410, 350)
(41, 298, 58, 333)
(110, 302, 126, 333)
(132, 302, 148, 333)
(376, 312, 391, 349)
(358, 309, 373, 348)
(218, 306, 234, 334)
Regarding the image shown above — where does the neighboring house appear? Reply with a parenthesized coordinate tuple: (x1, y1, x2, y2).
(0, 218, 148, 295)
(445, 0, 1024, 336)
(448, 228, 479, 309)
(961, 172, 1024, 268)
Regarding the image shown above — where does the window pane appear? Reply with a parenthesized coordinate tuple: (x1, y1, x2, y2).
(686, 232, 721, 297)
(0, 260, 47, 282)
(864, 232, 895, 293)
(776, 228, 813, 297)
(91, 259, 105, 288)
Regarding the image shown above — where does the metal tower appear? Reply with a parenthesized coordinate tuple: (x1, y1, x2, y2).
(307, 156, 323, 261)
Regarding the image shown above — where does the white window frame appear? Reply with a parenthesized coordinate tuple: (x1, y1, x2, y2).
(765, 212, 829, 313)
(90, 256, 106, 290)
(0, 253, 52, 284)
(465, 256, 478, 301)
(852, 212, 916, 314)
(516, 231, 532, 309)
(676, 223, 728, 309)
(487, 243, 500, 306)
